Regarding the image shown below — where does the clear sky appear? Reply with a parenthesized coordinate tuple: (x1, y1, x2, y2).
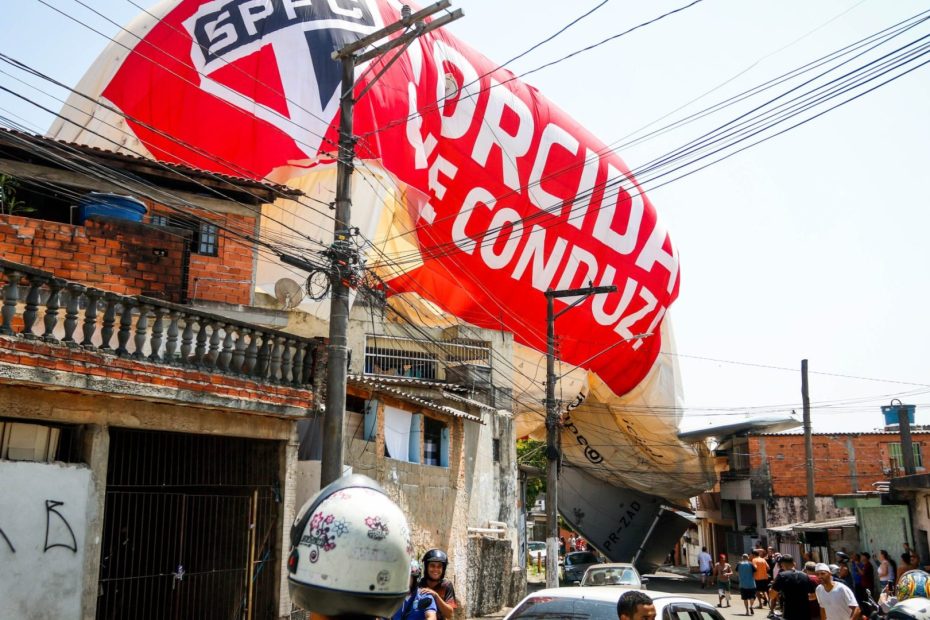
(3, 0, 929, 433)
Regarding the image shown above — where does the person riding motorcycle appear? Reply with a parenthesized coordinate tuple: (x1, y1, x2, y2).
(393, 561, 438, 620)
(288, 474, 413, 618)
(419, 549, 458, 620)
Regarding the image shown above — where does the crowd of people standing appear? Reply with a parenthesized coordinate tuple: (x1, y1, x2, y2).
(717, 545, 928, 620)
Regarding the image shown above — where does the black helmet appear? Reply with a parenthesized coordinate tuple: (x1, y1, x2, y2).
(836, 551, 850, 563)
(422, 549, 449, 580)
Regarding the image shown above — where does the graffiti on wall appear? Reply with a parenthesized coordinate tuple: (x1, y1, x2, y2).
(0, 461, 91, 618)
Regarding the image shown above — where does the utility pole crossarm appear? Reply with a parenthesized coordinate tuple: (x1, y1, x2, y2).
(332, 1, 452, 60)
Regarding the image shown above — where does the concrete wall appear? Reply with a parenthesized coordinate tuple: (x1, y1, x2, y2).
(0, 460, 94, 619)
(765, 497, 851, 527)
(466, 536, 514, 616)
(858, 505, 912, 559)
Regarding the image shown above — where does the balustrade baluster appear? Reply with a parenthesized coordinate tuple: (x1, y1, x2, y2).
(21, 275, 47, 338)
(0, 269, 21, 336)
(62, 283, 85, 344)
(304, 340, 326, 385)
(115, 302, 134, 357)
(291, 341, 305, 386)
(218, 327, 234, 372)
(232, 328, 248, 374)
(283, 339, 294, 382)
(99, 293, 119, 350)
(207, 321, 223, 369)
(41, 278, 65, 343)
(81, 288, 102, 348)
(193, 321, 209, 368)
(149, 307, 166, 362)
(243, 330, 259, 376)
(180, 317, 195, 366)
(165, 311, 180, 362)
(256, 334, 272, 379)
(269, 336, 284, 382)
(132, 304, 150, 360)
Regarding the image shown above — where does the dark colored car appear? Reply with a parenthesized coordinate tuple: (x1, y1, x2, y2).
(561, 551, 600, 583)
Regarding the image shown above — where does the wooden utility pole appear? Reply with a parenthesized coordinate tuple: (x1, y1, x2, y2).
(544, 285, 615, 587)
(318, 2, 462, 486)
(802, 359, 816, 521)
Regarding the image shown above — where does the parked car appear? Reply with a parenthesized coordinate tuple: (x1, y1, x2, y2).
(580, 563, 649, 589)
(527, 540, 547, 564)
(504, 586, 727, 620)
(561, 551, 600, 583)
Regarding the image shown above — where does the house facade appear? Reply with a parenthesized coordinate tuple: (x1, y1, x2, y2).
(695, 429, 929, 565)
(0, 130, 521, 618)
(273, 300, 522, 616)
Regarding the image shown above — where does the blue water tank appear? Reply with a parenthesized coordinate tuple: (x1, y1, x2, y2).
(77, 192, 147, 224)
(881, 404, 915, 426)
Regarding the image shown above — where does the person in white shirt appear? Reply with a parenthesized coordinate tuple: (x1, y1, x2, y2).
(814, 563, 860, 620)
(698, 548, 713, 589)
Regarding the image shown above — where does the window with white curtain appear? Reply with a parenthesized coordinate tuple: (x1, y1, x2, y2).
(383, 405, 412, 462)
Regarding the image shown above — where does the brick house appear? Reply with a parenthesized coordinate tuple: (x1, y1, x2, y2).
(715, 430, 929, 562)
(0, 130, 521, 617)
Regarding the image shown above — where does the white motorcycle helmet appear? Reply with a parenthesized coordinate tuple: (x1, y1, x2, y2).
(889, 598, 930, 620)
(288, 474, 412, 616)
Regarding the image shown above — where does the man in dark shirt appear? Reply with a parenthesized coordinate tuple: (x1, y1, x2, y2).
(770, 555, 816, 620)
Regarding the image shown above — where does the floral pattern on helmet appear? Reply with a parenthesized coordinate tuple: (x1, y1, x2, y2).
(299, 511, 349, 563)
(365, 516, 389, 540)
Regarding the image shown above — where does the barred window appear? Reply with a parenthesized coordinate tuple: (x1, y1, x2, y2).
(888, 442, 923, 468)
(151, 214, 219, 256)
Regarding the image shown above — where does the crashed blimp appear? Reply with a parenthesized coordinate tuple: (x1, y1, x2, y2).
(50, 0, 716, 564)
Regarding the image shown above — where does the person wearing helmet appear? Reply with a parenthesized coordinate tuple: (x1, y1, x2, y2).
(288, 474, 414, 618)
(392, 561, 438, 620)
(835, 553, 855, 591)
(419, 549, 458, 620)
(879, 570, 930, 615)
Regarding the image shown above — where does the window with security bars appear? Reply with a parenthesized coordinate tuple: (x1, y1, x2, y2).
(151, 214, 219, 256)
(888, 442, 923, 469)
(423, 417, 447, 467)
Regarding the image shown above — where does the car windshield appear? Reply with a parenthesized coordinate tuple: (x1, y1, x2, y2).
(528, 543, 546, 551)
(509, 597, 619, 620)
(566, 553, 597, 566)
(583, 568, 639, 586)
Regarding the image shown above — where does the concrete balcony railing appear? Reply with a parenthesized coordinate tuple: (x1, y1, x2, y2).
(0, 257, 322, 387)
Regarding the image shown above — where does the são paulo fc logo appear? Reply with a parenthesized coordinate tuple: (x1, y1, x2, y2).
(183, 0, 383, 155)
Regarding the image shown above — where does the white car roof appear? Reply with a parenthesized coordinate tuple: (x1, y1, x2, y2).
(506, 587, 715, 611)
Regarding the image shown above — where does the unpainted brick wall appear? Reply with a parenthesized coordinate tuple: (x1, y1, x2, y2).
(147, 203, 257, 306)
(749, 433, 930, 496)
(0, 215, 187, 302)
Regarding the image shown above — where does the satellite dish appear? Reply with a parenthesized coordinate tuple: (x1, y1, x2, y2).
(274, 277, 304, 310)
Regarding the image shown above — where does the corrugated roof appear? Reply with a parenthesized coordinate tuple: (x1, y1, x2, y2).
(0, 129, 302, 198)
(347, 376, 483, 424)
(753, 430, 930, 437)
(348, 373, 468, 392)
(440, 390, 501, 413)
